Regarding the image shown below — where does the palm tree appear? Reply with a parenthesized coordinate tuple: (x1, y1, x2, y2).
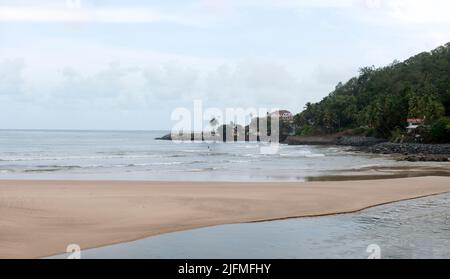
(209, 117, 219, 136)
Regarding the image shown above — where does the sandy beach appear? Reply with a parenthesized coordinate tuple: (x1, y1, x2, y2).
(1, 176, 450, 258)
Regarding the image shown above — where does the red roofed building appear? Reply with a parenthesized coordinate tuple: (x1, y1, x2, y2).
(406, 118, 424, 133)
(270, 110, 294, 122)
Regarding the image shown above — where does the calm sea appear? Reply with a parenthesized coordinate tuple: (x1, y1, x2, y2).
(0, 129, 444, 181)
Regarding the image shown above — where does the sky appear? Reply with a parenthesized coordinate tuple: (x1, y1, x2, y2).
(1, 0, 450, 130)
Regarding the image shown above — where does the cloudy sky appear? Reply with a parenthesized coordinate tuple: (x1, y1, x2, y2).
(1, 0, 450, 130)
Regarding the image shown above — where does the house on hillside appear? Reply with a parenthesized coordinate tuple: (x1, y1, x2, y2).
(270, 110, 294, 122)
(406, 118, 425, 133)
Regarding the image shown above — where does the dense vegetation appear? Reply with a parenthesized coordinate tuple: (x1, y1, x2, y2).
(294, 43, 450, 143)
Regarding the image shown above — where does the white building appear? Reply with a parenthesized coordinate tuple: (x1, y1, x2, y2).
(406, 118, 424, 133)
(270, 110, 294, 122)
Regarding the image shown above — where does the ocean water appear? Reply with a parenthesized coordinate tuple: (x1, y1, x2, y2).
(50, 193, 450, 259)
(0, 129, 444, 181)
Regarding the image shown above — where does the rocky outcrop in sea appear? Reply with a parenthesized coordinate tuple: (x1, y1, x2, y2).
(336, 136, 386, 147)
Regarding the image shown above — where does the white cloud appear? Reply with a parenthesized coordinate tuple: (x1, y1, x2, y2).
(2, 0, 449, 27)
(1, 0, 449, 130)
(0, 56, 308, 115)
(200, 0, 354, 10)
(205, 0, 450, 25)
(0, 0, 350, 25)
(54, 59, 306, 111)
(0, 58, 25, 96)
(388, 0, 450, 24)
(0, 5, 201, 26)
(143, 62, 200, 101)
(357, 0, 450, 24)
(202, 60, 303, 109)
(58, 62, 136, 99)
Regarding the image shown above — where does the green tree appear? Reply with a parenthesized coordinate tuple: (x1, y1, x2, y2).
(295, 42, 450, 141)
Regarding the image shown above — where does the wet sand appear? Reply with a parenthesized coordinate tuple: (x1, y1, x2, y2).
(306, 166, 450, 181)
(49, 193, 450, 259)
(1, 176, 450, 258)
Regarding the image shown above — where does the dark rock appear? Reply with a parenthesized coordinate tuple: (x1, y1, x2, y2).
(369, 143, 450, 155)
(155, 133, 172, 140)
(336, 136, 386, 147)
(287, 136, 337, 145)
(399, 154, 449, 162)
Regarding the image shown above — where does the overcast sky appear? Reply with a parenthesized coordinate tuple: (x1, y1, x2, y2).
(1, 0, 450, 130)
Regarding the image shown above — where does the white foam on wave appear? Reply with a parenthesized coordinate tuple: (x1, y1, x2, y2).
(187, 167, 224, 172)
(305, 154, 326, 158)
(139, 162, 183, 166)
(0, 154, 163, 162)
(224, 159, 252, 164)
(279, 150, 325, 158)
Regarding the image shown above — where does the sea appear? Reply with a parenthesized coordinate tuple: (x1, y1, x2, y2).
(0, 129, 442, 181)
(3, 130, 450, 259)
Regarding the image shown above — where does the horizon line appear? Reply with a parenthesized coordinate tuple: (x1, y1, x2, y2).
(0, 128, 170, 132)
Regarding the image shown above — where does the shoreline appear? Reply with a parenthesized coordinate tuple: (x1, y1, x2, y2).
(3, 165, 450, 183)
(306, 165, 450, 181)
(2, 177, 450, 258)
(49, 192, 450, 259)
(290, 136, 450, 161)
(157, 133, 450, 161)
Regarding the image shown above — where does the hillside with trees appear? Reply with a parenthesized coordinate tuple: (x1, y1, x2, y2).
(294, 43, 450, 143)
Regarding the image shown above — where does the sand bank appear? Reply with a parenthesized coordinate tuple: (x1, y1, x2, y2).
(1, 176, 450, 258)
